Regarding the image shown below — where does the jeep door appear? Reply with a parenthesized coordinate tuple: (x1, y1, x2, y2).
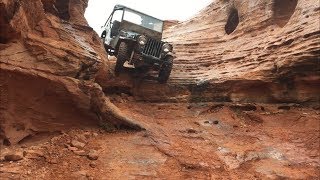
(103, 9, 124, 48)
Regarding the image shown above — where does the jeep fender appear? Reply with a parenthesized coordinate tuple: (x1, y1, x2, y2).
(165, 52, 175, 60)
(162, 53, 174, 66)
(114, 37, 135, 56)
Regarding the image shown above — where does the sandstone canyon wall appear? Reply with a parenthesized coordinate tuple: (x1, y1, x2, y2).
(131, 0, 320, 104)
(0, 1, 319, 178)
(0, 0, 319, 145)
(0, 0, 142, 145)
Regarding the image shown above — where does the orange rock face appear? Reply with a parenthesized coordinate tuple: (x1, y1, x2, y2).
(1, 0, 105, 77)
(163, 20, 179, 30)
(152, 0, 319, 103)
(0, 0, 103, 144)
(0, 0, 145, 145)
(0, 1, 319, 179)
(0, 0, 319, 141)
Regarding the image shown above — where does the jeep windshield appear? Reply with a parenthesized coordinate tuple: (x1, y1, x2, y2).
(123, 8, 163, 33)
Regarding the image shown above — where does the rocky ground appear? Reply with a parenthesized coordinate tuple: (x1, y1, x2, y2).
(1, 95, 319, 179)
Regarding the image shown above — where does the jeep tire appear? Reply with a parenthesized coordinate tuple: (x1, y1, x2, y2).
(115, 42, 131, 76)
(158, 56, 173, 83)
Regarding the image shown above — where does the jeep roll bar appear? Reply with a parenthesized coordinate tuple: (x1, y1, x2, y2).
(103, 4, 163, 29)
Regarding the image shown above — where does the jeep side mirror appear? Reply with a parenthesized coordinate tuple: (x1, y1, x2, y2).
(101, 30, 106, 38)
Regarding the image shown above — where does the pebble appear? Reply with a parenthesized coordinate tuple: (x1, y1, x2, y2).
(68, 146, 79, 151)
(199, 162, 209, 168)
(87, 150, 99, 160)
(71, 140, 86, 149)
(73, 150, 87, 156)
(76, 135, 87, 143)
(50, 136, 61, 143)
(4, 152, 23, 161)
(89, 162, 97, 168)
(23, 150, 44, 159)
(83, 132, 92, 139)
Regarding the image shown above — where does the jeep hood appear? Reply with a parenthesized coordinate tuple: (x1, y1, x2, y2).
(120, 20, 162, 40)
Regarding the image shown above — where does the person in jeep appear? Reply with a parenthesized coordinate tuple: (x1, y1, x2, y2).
(101, 5, 174, 83)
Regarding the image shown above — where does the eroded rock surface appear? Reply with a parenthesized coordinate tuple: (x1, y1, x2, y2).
(164, 0, 320, 104)
(114, 0, 319, 104)
(0, 0, 142, 146)
(0, 0, 319, 179)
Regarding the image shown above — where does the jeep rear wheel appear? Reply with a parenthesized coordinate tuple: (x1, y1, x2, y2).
(158, 56, 173, 83)
(115, 42, 132, 76)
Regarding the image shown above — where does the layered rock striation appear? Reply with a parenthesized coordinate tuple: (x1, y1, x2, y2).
(1, 0, 319, 145)
(0, 0, 142, 145)
(129, 0, 320, 104)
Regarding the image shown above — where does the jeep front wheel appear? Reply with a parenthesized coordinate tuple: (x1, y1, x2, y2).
(158, 56, 173, 83)
(115, 42, 131, 76)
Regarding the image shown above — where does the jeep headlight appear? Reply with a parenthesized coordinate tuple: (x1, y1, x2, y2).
(162, 43, 172, 53)
(138, 35, 147, 46)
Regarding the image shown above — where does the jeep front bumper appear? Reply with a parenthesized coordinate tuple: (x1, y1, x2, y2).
(141, 53, 163, 64)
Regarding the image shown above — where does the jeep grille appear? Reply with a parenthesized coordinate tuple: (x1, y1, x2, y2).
(143, 38, 164, 58)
